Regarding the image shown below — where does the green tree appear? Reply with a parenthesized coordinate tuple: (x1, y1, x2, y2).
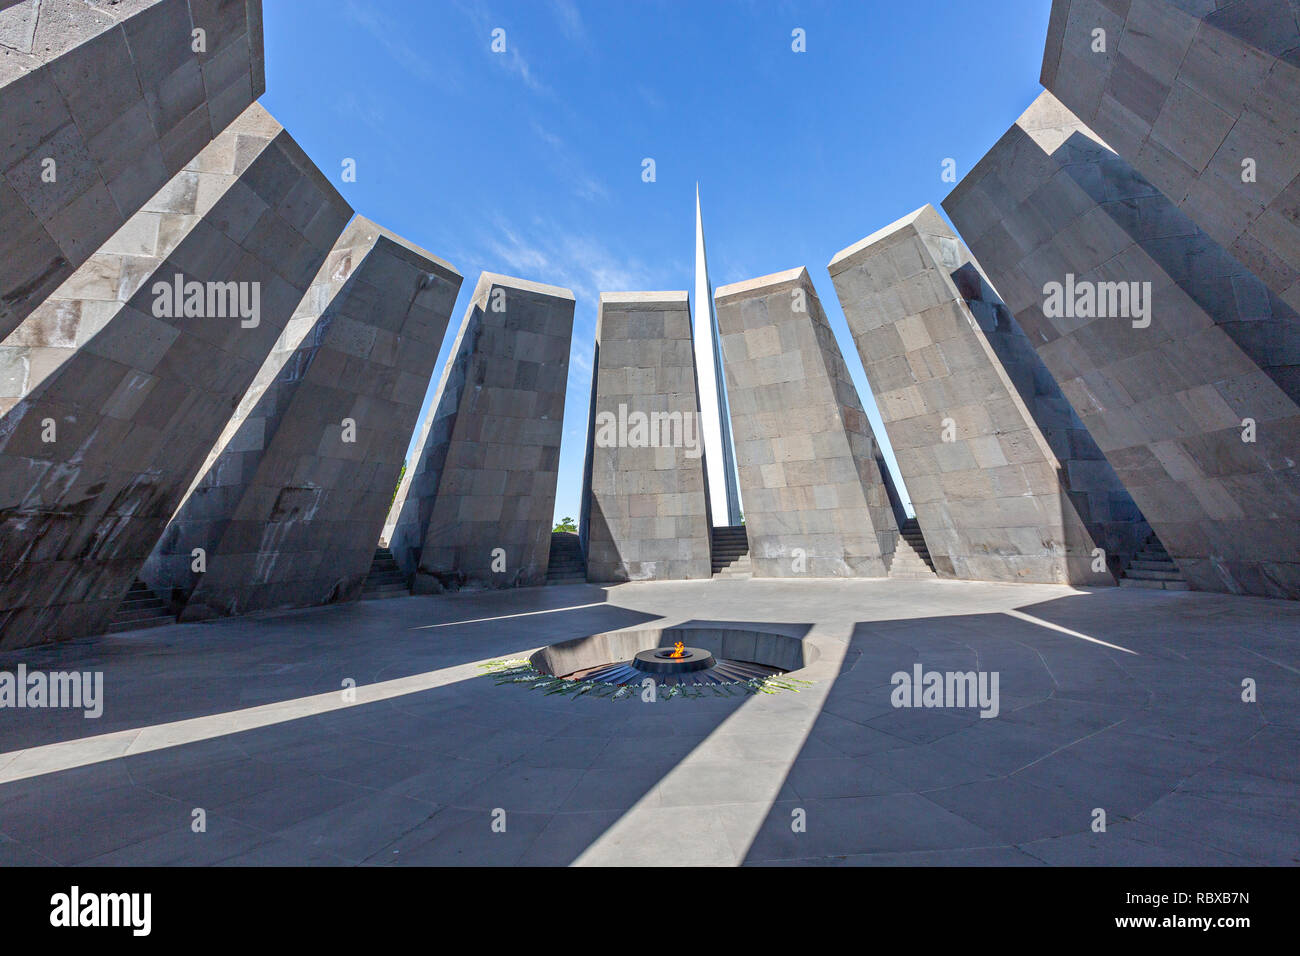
(553, 516, 577, 533)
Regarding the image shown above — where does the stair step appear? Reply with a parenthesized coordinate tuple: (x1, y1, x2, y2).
(1125, 569, 1184, 582)
(104, 616, 173, 634)
(115, 597, 167, 611)
(892, 521, 937, 574)
(360, 587, 408, 600)
(1130, 559, 1177, 572)
(713, 554, 752, 578)
(1120, 577, 1191, 591)
(1119, 532, 1188, 590)
(361, 546, 410, 596)
(112, 605, 173, 623)
(103, 579, 174, 634)
(710, 525, 750, 575)
(547, 531, 588, 584)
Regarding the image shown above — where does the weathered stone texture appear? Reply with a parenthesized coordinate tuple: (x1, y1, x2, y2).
(714, 267, 897, 578)
(0, 0, 265, 337)
(830, 205, 1142, 585)
(584, 292, 712, 582)
(141, 217, 460, 618)
(383, 273, 574, 590)
(0, 103, 350, 647)
(1042, 0, 1300, 314)
(944, 91, 1300, 599)
(1, 101, 285, 417)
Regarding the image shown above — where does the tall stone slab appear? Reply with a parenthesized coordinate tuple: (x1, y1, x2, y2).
(713, 267, 897, 578)
(944, 91, 1300, 599)
(1, 0, 265, 337)
(0, 104, 351, 647)
(383, 273, 574, 591)
(583, 291, 712, 582)
(1042, 0, 1300, 315)
(141, 217, 461, 618)
(829, 205, 1142, 585)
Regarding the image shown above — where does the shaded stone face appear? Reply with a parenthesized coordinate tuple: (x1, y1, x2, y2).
(384, 272, 575, 590)
(583, 292, 712, 583)
(140, 217, 461, 619)
(0, 0, 265, 337)
(829, 205, 1140, 585)
(713, 267, 897, 578)
(1042, 0, 1300, 314)
(944, 91, 1300, 599)
(0, 103, 351, 648)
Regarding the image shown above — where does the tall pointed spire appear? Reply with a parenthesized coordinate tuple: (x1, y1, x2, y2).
(694, 184, 742, 526)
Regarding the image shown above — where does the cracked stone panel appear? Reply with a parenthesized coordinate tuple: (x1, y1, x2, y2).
(383, 272, 575, 590)
(140, 216, 461, 619)
(0, 102, 351, 648)
(944, 91, 1300, 599)
(829, 204, 1145, 585)
(713, 267, 897, 579)
(583, 291, 712, 583)
(0, 0, 265, 337)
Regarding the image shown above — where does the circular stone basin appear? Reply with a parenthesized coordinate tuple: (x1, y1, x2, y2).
(632, 646, 716, 674)
(528, 625, 819, 688)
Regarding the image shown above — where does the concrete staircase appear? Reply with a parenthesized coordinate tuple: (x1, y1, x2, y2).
(546, 532, 587, 584)
(105, 579, 173, 633)
(361, 547, 408, 599)
(1121, 534, 1190, 591)
(711, 524, 752, 578)
(891, 518, 937, 578)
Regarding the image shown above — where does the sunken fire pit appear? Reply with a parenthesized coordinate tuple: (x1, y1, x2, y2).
(479, 624, 819, 698)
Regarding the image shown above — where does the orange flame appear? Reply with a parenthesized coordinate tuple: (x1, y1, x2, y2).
(670, 641, 685, 659)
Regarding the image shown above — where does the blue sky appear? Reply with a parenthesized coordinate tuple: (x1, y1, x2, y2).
(262, 0, 1052, 524)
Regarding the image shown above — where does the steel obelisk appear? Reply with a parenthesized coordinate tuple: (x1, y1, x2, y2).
(694, 185, 742, 526)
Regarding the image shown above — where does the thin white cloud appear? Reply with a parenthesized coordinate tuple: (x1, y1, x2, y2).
(530, 121, 610, 202)
(452, 0, 553, 95)
(482, 217, 667, 305)
(344, 1, 457, 90)
(550, 0, 589, 46)
(636, 84, 667, 112)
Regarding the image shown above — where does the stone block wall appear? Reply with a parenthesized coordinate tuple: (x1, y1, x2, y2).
(714, 267, 897, 578)
(584, 291, 712, 582)
(1042, 0, 1300, 314)
(0, 103, 350, 647)
(829, 204, 1140, 584)
(945, 91, 1300, 598)
(0, 0, 264, 336)
(385, 272, 574, 590)
(143, 217, 460, 617)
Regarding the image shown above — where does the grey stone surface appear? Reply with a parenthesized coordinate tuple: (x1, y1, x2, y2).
(714, 267, 897, 578)
(1042, 0, 1300, 315)
(829, 205, 1145, 585)
(0, 103, 351, 648)
(0, 0, 264, 336)
(944, 91, 1300, 599)
(0, 576, 1294, 865)
(382, 272, 574, 590)
(583, 291, 712, 582)
(141, 216, 461, 619)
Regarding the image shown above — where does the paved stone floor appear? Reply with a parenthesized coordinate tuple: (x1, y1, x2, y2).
(1, 578, 1297, 866)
